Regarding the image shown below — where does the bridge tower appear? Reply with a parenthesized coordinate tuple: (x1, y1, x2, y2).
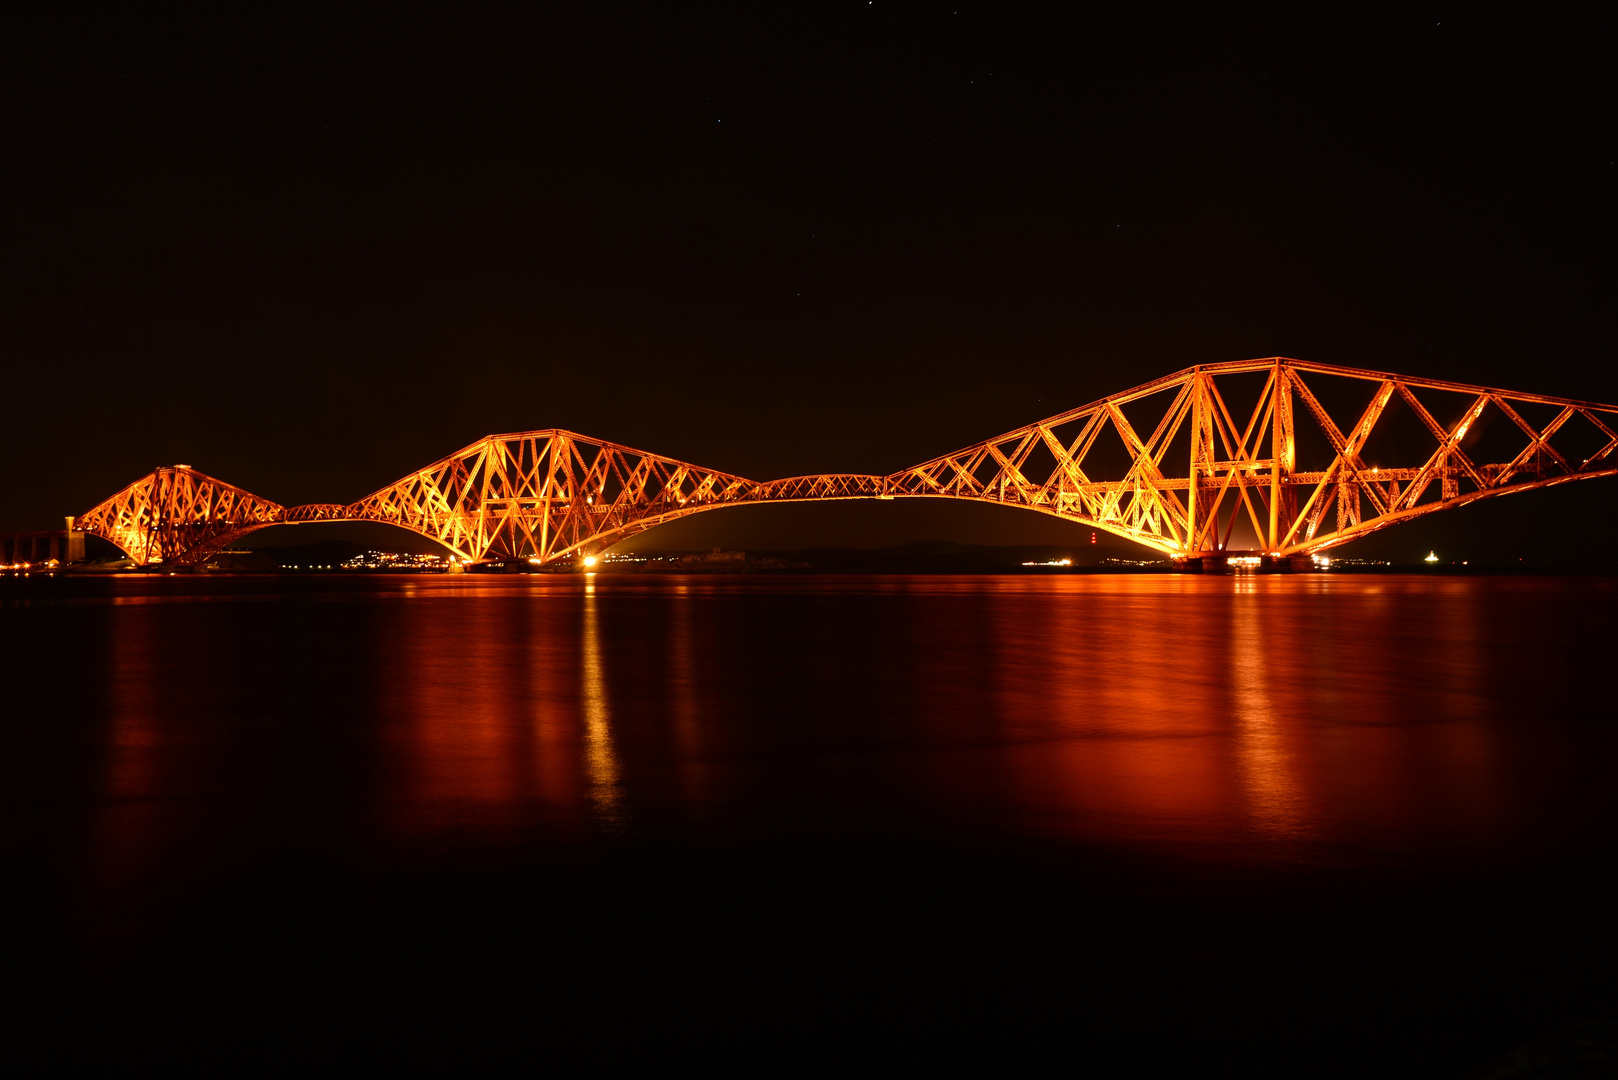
(1267, 360, 1295, 553)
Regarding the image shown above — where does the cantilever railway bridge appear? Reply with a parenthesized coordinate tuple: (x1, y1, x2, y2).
(57, 359, 1618, 568)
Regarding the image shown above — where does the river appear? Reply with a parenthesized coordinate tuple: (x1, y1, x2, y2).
(3, 572, 1615, 1075)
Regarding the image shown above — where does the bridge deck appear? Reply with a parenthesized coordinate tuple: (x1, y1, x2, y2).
(63, 359, 1618, 566)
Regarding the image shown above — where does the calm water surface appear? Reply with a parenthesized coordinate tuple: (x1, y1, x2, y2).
(4, 572, 1616, 1075)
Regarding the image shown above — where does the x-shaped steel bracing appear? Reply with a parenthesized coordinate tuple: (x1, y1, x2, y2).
(76, 359, 1618, 566)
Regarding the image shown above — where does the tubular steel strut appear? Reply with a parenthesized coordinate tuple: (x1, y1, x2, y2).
(74, 359, 1618, 566)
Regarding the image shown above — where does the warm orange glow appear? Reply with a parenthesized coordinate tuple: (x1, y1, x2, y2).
(580, 579, 624, 830)
(73, 574, 1536, 893)
(68, 359, 1618, 568)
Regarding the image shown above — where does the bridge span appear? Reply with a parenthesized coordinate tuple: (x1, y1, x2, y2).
(53, 359, 1618, 568)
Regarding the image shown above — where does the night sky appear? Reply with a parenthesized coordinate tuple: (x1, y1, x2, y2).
(4, 7, 1613, 557)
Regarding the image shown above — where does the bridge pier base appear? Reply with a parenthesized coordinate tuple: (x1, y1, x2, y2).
(1169, 556, 1233, 573)
(1179, 553, 1316, 574)
(1257, 554, 1317, 573)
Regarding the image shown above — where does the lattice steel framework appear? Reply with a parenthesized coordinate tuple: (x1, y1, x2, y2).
(886, 358, 1618, 557)
(346, 431, 766, 562)
(74, 467, 285, 566)
(72, 359, 1618, 566)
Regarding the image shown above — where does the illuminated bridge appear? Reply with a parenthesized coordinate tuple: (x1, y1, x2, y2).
(60, 359, 1618, 568)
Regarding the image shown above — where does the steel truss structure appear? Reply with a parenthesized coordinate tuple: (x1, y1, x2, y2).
(74, 467, 285, 566)
(72, 359, 1618, 566)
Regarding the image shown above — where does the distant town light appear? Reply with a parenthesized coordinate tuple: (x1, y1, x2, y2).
(582, 555, 598, 568)
(1424, 551, 1440, 563)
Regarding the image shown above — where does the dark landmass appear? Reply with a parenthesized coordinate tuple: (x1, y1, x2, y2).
(243, 539, 369, 569)
(621, 541, 1614, 575)
(38, 537, 1614, 576)
(765, 540, 1130, 573)
(249, 537, 1134, 574)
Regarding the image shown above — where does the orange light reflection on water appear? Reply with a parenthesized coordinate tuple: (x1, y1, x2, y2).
(896, 574, 1519, 863)
(80, 573, 1562, 875)
(580, 578, 625, 830)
